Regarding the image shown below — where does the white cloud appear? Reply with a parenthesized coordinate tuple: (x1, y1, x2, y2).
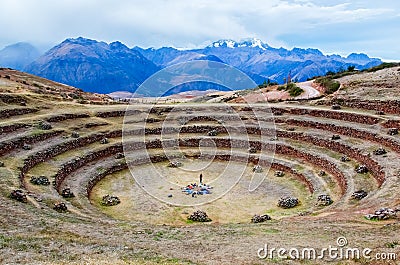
(0, 0, 398, 58)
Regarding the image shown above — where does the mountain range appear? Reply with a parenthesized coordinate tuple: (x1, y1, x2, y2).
(0, 37, 382, 95)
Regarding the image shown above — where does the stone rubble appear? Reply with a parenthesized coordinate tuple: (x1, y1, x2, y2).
(0, 161, 4, 167)
(355, 164, 368, 174)
(61, 188, 75, 198)
(365, 207, 398, 221)
(30, 175, 50, 185)
(340, 155, 350, 162)
(188, 210, 212, 222)
(100, 138, 109, 144)
(253, 165, 263, 173)
(274, 171, 285, 177)
(331, 134, 341, 140)
(373, 147, 387, 155)
(388, 128, 398, 136)
(168, 161, 183, 168)
(71, 131, 80, 138)
(351, 190, 368, 200)
(248, 147, 257, 153)
(251, 214, 271, 223)
(207, 129, 218, 136)
(10, 189, 27, 203)
(278, 196, 299, 209)
(316, 194, 333, 206)
(101, 194, 121, 206)
(22, 144, 32, 150)
(38, 121, 52, 130)
(115, 152, 125, 159)
(53, 202, 68, 212)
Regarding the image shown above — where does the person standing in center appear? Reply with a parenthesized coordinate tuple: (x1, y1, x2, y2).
(200, 173, 203, 184)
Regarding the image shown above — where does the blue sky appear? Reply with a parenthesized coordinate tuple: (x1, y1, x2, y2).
(0, 0, 399, 60)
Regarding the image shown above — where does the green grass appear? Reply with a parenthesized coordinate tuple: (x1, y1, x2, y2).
(315, 76, 340, 94)
(277, 83, 304, 97)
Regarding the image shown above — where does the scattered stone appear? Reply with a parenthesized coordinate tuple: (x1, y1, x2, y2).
(248, 147, 257, 154)
(331, 104, 341, 110)
(351, 190, 368, 200)
(71, 131, 80, 138)
(319, 170, 326, 176)
(253, 165, 263, 173)
(340, 155, 350, 162)
(0, 161, 4, 167)
(207, 129, 218, 136)
(375, 111, 385, 115)
(373, 147, 387, 155)
(251, 214, 271, 223)
(101, 194, 121, 206)
(316, 194, 333, 206)
(115, 152, 125, 159)
(53, 202, 68, 212)
(274, 171, 285, 177)
(30, 176, 50, 185)
(365, 208, 397, 221)
(168, 161, 182, 168)
(168, 194, 173, 198)
(388, 128, 398, 136)
(22, 143, 32, 150)
(331, 134, 341, 140)
(188, 210, 212, 222)
(355, 164, 368, 174)
(298, 211, 312, 216)
(20, 101, 27, 106)
(278, 196, 299, 209)
(100, 138, 109, 144)
(61, 188, 75, 198)
(10, 189, 27, 203)
(38, 121, 52, 130)
(287, 127, 296, 131)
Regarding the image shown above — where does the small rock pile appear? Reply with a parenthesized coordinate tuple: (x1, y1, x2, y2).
(365, 208, 398, 221)
(316, 194, 333, 206)
(331, 104, 341, 110)
(278, 196, 299, 209)
(355, 164, 368, 174)
(274, 171, 285, 177)
(0, 161, 4, 167)
(188, 210, 212, 222)
(248, 147, 257, 154)
(30, 176, 50, 185)
(61, 188, 75, 198)
(71, 131, 80, 138)
(168, 161, 182, 168)
(22, 144, 32, 150)
(373, 147, 387, 155)
(331, 134, 341, 140)
(115, 152, 125, 159)
(351, 190, 368, 200)
(38, 121, 52, 130)
(340, 155, 350, 162)
(53, 202, 68, 212)
(253, 165, 263, 173)
(10, 190, 27, 203)
(319, 170, 326, 176)
(101, 194, 121, 206)
(388, 128, 398, 136)
(100, 138, 109, 144)
(207, 129, 218, 136)
(251, 214, 271, 223)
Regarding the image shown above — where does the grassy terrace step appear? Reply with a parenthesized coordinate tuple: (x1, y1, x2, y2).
(19, 130, 122, 187)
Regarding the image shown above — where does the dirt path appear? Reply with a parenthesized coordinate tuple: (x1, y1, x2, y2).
(296, 80, 321, 99)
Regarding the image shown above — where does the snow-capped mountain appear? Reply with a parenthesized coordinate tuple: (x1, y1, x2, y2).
(0, 37, 381, 95)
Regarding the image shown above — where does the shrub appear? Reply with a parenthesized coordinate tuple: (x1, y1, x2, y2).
(315, 77, 340, 94)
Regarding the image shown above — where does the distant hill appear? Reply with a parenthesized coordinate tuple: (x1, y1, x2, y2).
(25, 38, 159, 94)
(0, 37, 380, 95)
(0, 42, 40, 70)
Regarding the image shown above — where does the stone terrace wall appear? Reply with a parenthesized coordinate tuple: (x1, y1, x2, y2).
(329, 99, 400, 114)
(46, 113, 90, 122)
(0, 123, 31, 134)
(0, 130, 64, 156)
(0, 108, 39, 119)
